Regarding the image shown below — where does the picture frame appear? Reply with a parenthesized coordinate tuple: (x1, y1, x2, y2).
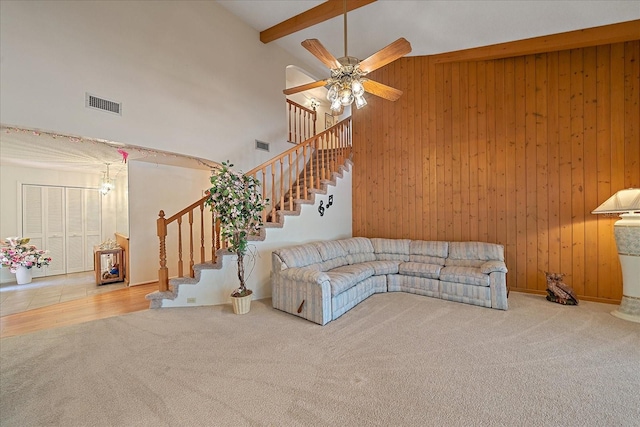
(325, 112, 333, 129)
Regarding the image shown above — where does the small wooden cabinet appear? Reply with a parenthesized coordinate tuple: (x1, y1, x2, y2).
(94, 247, 125, 285)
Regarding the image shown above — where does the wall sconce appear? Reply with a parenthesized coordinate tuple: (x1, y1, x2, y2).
(309, 98, 320, 111)
(592, 188, 640, 323)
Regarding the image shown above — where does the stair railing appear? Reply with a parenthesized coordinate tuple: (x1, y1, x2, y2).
(248, 116, 352, 225)
(156, 117, 351, 292)
(287, 99, 317, 144)
(156, 190, 225, 292)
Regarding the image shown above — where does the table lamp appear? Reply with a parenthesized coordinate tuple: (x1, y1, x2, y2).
(592, 188, 640, 322)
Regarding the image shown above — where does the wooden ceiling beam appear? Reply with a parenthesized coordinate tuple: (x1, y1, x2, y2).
(260, 0, 376, 44)
(432, 19, 640, 63)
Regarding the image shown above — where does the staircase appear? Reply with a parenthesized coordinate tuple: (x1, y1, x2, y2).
(146, 117, 352, 308)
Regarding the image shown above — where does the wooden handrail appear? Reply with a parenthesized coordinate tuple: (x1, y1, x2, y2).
(156, 118, 352, 292)
(248, 117, 352, 225)
(287, 99, 317, 144)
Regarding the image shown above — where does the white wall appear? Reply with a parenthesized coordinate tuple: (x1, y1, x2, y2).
(0, 165, 119, 283)
(127, 160, 212, 286)
(0, 0, 318, 172)
(161, 164, 353, 307)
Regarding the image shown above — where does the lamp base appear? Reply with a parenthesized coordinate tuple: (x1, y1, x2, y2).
(612, 214, 640, 323)
(611, 295, 640, 323)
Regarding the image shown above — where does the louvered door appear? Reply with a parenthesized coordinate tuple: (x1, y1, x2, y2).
(22, 185, 47, 278)
(66, 188, 85, 273)
(45, 186, 66, 276)
(22, 185, 101, 277)
(84, 189, 101, 270)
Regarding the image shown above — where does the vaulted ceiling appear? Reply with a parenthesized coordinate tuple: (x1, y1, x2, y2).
(2, 1, 637, 173)
(217, 0, 639, 78)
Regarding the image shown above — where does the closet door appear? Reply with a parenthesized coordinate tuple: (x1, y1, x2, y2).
(22, 185, 66, 277)
(84, 189, 102, 269)
(65, 188, 85, 273)
(22, 185, 46, 278)
(44, 186, 66, 276)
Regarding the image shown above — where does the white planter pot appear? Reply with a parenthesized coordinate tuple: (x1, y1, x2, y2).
(15, 266, 33, 285)
(231, 292, 252, 315)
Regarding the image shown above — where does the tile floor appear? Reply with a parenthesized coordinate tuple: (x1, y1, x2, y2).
(0, 271, 127, 316)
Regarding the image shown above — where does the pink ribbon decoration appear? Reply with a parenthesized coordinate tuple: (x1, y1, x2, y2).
(117, 149, 129, 163)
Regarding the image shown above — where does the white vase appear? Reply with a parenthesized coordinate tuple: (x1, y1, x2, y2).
(15, 266, 32, 285)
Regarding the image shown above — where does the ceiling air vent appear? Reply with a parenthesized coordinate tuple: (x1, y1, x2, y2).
(85, 93, 122, 115)
(255, 140, 270, 152)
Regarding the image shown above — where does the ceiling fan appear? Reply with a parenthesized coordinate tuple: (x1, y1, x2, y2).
(283, 1, 411, 112)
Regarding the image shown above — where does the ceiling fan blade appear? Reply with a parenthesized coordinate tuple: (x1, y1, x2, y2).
(358, 38, 412, 74)
(362, 79, 403, 101)
(283, 79, 328, 96)
(301, 39, 341, 69)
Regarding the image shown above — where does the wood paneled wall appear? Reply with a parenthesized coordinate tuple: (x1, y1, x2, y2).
(352, 40, 639, 303)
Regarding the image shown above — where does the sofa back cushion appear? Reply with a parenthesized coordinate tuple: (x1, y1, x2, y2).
(371, 238, 410, 261)
(445, 242, 504, 267)
(312, 240, 349, 270)
(338, 237, 376, 264)
(409, 240, 448, 265)
(274, 244, 322, 269)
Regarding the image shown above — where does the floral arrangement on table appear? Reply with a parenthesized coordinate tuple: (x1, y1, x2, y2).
(0, 237, 51, 273)
(205, 161, 268, 298)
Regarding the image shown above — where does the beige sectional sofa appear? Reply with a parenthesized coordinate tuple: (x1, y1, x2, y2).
(271, 238, 508, 325)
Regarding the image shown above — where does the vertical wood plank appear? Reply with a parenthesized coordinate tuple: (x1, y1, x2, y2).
(595, 44, 613, 299)
(558, 50, 574, 294)
(436, 63, 446, 240)
(494, 59, 507, 249)
(570, 48, 586, 296)
(536, 53, 549, 291)
(583, 46, 599, 298)
(452, 62, 462, 241)
(468, 61, 479, 242)
(514, 57, 527, 290)
(504, 58, 518, 290)
(459, 62, 471, 241)
(477, 61, 488, 242)
(610, 42, 626, 298)
(546, 52, 561, 275)
(525, 54, 538, 290)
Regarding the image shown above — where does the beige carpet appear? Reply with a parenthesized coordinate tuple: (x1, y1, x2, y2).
(1, 292, 638, 426)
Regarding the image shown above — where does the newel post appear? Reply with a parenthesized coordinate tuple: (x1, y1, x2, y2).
(157, 210, 169, 292)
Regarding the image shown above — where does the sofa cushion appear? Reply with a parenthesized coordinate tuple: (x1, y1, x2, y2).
(480, 260, 508, 274)
(338, 237, 376, 264)
(330, 264, 375, 280)
(409, 241, 448, 265)
(325, 264, 375, 296)
(371, 238, 410, 261)
(440, 266, 490, 287)
(312, 240, 349, 270)
(398, 262, 442, 279)
(359, 260, 401, 275)
(275, 244, 322, 268)
(446, 242, 504, 267)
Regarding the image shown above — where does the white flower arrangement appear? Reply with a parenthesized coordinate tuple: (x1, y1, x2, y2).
(1, 237, 51, 273)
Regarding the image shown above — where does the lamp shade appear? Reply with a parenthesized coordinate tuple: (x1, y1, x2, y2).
(591, 188, 640, 214)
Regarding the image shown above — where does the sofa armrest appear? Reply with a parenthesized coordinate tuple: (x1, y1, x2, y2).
(480, 260, 508, 274)
(272, 266, 332, 325)
(280, 267, 330, 284)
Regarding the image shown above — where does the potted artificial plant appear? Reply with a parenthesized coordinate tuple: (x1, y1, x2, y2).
(1, 237, 51, 284)
(205, 161, 267, 314)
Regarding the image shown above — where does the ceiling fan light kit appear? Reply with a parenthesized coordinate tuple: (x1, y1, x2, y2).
(284, 1, 411, 112)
